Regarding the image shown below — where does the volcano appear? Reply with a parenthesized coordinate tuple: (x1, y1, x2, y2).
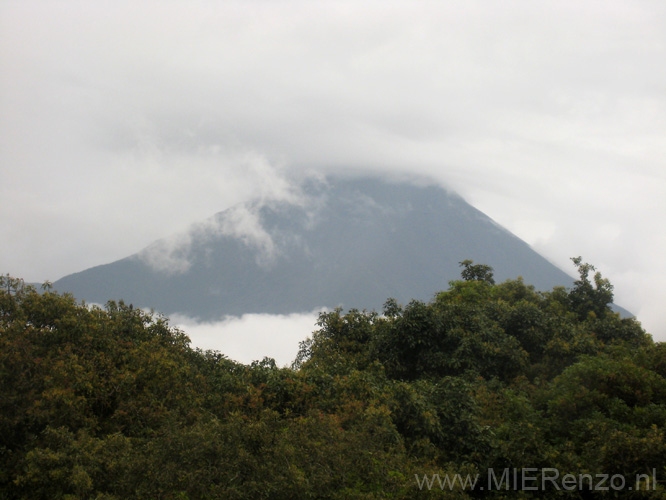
(54, 176, 578, 320)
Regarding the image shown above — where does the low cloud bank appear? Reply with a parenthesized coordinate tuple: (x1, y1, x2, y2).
(171, 310, 326, 367)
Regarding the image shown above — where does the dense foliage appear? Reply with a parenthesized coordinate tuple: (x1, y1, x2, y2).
(1, 259, 664, 499)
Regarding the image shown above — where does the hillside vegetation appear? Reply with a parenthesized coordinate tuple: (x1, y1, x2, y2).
(1, 259, 664, 499)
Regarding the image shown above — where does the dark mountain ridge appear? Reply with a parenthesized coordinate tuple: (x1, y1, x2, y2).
(54, 176, 584, 320)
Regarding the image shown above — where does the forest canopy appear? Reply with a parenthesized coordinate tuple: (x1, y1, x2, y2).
(1, 259, 664, 499)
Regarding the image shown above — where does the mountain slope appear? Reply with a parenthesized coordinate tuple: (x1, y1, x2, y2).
(54, 177, 578, 319)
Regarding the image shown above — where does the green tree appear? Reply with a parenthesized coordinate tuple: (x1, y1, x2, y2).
(459, 260, 495, 285)
(568, 256, 614, 320)
(1, 265, 661, 500)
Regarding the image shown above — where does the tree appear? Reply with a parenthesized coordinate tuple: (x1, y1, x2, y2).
(1, 268, 661, 499)
(459, 260, 495, 285)
(568, 256, 614, 320)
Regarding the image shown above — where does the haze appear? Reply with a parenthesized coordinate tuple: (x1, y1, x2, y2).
(2, 1, 665, 358)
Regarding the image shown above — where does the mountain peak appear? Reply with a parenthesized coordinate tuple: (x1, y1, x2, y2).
(54, 176, 575, 320)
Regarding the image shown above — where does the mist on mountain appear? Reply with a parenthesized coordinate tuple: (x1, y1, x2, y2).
(54, 176, 585, 321)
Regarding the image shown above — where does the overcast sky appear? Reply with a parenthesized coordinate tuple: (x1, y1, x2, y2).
(2, 1, 665, 356)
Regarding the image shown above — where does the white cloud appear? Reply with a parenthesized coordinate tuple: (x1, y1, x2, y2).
(212, 205, 277, 266)
(171, 310, 326, 367)
(1, 0, 665, 339)
(138, 232, 193, 275)
(134, 155, 310, 273)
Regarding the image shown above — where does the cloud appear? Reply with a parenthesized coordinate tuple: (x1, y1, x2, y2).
(171, 310, 325, 367)
(1, 0, 665, 338)
(138, 232, 194, 275)
(213, 205, 277, 265)
(135, 157, 311, 273)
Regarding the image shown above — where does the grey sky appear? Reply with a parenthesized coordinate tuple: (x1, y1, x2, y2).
(2, 0, 665, 343)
